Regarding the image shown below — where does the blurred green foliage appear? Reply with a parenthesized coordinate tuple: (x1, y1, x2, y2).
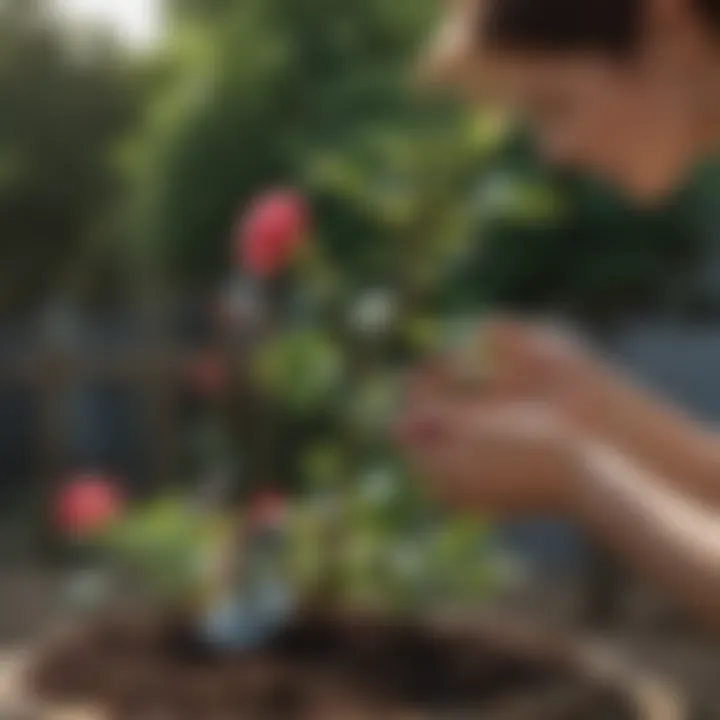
(102, 496, 224, 601)
(100, 477, 496, 613)
(252, 329, 345, 413)
(0, 0, 145, 311)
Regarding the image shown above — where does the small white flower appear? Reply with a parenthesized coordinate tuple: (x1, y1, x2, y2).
(358, 468, 397, 506)
(348, 288, 397, 337)
(476, 174, 520, 214)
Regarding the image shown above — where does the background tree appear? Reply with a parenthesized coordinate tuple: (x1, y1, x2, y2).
(0, 0, 145, 313)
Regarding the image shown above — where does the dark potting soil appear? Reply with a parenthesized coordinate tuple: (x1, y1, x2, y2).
(27, 608, 639, 720)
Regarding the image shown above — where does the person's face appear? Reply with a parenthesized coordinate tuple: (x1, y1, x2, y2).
(484, 52, 697, 202)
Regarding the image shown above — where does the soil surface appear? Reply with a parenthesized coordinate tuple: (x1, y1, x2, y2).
(26, 607, 640, 720)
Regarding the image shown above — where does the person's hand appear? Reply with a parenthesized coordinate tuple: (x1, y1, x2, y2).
(395, 363, 583, 517)
(465, 317, 640, 444)
(482, 318, 605, 400)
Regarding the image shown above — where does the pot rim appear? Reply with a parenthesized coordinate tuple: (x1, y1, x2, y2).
(428, 609, 687, 720)
(0, 612, 688, 720)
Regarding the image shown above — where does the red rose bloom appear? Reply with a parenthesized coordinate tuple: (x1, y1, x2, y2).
(55, 474, 124, 538)
(236, 189, 308, 278)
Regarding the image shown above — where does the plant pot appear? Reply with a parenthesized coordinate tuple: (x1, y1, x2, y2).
(0, 607, 685, 720)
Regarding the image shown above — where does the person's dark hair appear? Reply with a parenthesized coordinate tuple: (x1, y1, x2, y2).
(480, 0, 720, 57)
(697, 0, 720, 30)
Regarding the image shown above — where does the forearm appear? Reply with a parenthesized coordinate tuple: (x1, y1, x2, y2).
(581, 371, 720, 505)
(576, 441, 720, 632)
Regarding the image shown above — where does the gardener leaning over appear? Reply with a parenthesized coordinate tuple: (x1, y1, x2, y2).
(398, 0, 720, 631)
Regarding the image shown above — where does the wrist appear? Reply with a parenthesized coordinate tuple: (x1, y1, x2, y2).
(569, 439, 632, 521)
(551, 434, 608, 518)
